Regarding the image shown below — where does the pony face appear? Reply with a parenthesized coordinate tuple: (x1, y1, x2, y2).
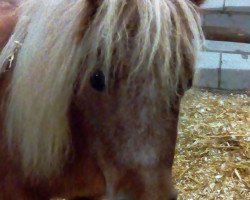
(0, 0, 203, 199)
(69, 0, 203, 198)
(72, 67, 182, 199)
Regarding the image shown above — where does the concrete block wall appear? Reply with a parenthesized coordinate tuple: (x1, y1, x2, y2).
(194, 40, 250, 90)
(193, 1, 250, 91)
(201, 0, 250, 43)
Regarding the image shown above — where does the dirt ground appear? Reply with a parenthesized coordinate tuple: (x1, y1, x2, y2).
(173, 89, 250, 200)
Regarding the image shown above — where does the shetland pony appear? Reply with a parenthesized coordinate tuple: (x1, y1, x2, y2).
(0, 0, 204, 199)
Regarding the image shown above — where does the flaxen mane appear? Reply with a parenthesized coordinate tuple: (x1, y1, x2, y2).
(0, 0, 203, 178)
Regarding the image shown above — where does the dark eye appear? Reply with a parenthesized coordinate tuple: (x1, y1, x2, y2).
(90, 70, 106, 92)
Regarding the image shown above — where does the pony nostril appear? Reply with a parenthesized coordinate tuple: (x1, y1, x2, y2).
(169, 191, 178, 200)
(116, 192, 134, 200)
(187, 78, 193, 89)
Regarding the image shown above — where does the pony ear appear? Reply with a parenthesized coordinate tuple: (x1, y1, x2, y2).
(190, 0, 205, 6)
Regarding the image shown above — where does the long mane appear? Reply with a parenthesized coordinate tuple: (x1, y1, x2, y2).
(0, 0, 203, 178)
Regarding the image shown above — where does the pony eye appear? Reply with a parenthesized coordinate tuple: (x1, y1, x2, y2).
(90, 70, 106, 92)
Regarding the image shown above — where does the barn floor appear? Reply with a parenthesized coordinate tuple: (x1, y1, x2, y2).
(173, 89, 250, 200)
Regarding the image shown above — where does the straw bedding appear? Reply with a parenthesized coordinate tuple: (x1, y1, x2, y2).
(173, 89, 250, 199)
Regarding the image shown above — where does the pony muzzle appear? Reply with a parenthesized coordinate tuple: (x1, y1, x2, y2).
(106, 168, 177, 200)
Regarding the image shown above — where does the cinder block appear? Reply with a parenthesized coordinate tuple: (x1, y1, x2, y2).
(204, 40, 250, 55)
(194, 52, 220, 89)
(202, 13, 250, 43)
(225, 0, 250, 13)
(221, 53, 250, 90)
(201, 0, 225, 11)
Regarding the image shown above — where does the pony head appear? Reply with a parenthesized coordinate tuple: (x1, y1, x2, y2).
(0, 0, 203, 199)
